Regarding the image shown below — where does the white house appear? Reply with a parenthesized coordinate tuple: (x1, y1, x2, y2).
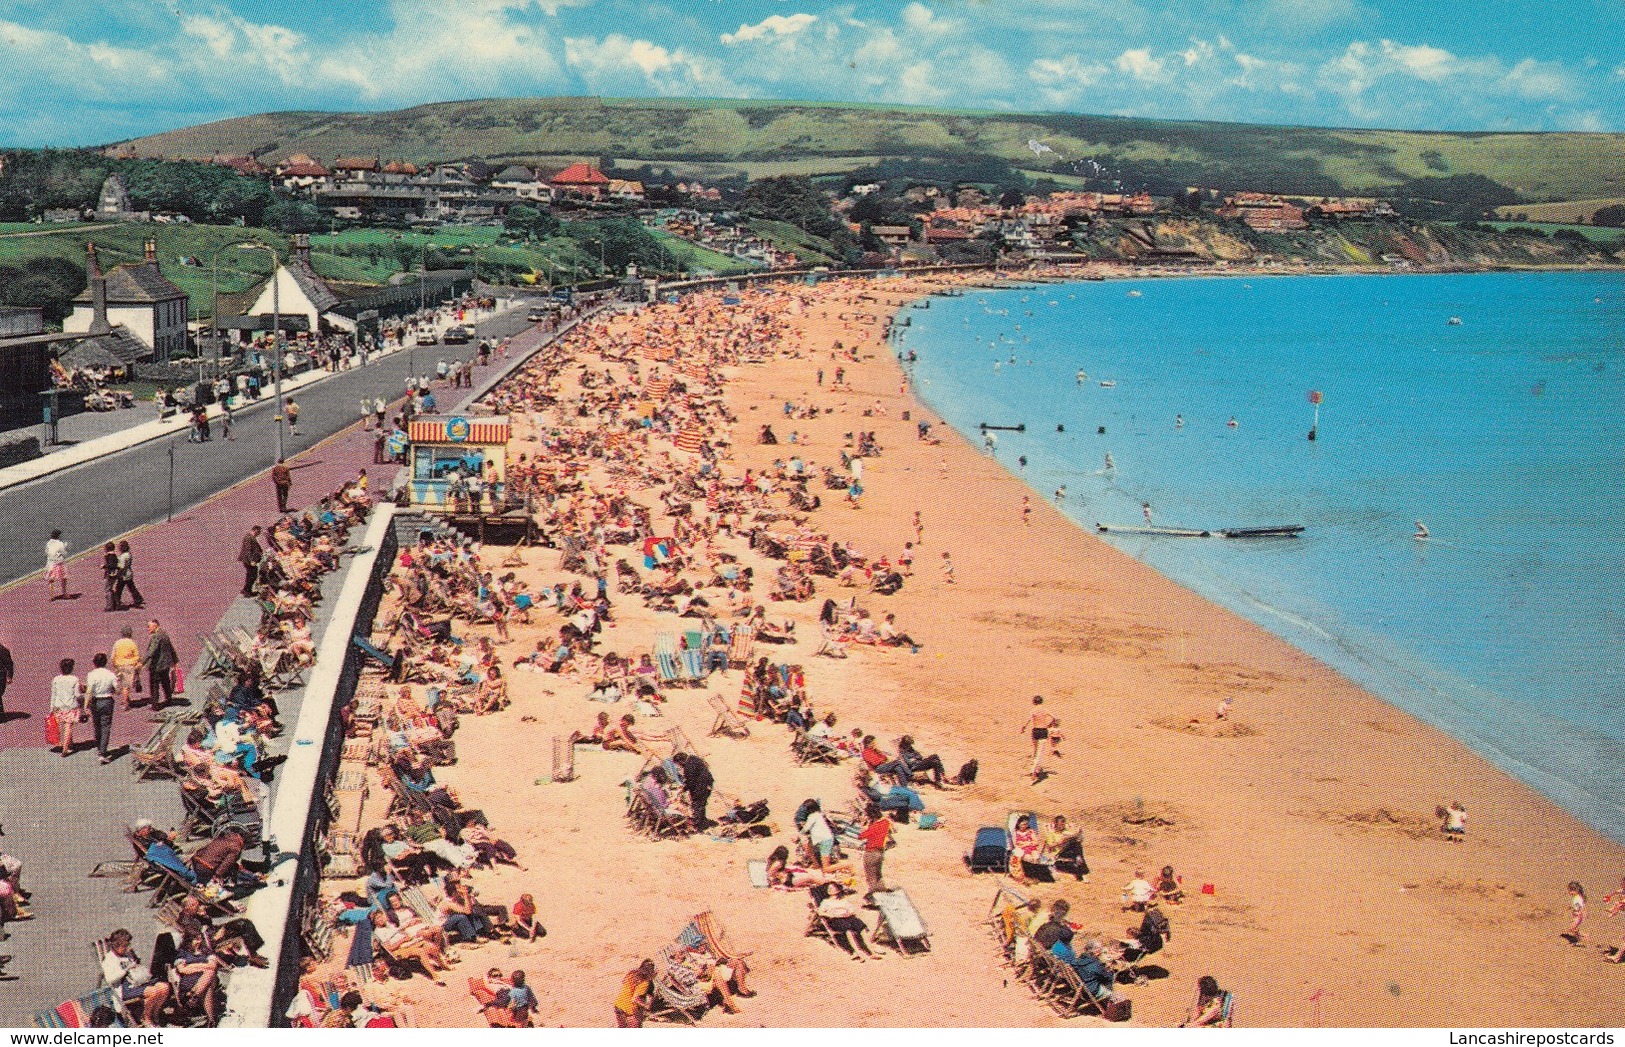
(246, 234, 344, 333)
(490, 165, 549, 201)
(63, 239, 187, 361)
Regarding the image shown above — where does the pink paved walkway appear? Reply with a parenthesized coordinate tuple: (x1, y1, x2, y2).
(0, 425, 378, 751)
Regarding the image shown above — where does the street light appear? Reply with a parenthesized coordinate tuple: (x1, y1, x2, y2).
(236, 241, 283, 463)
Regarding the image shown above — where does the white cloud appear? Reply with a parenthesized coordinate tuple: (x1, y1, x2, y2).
(564, 33, 738, 96)
(1501, 58, 1574, 100)
(900, 2, 959, 38)
(720, 13, 817, 46)
(1114, 48, 1164, 82)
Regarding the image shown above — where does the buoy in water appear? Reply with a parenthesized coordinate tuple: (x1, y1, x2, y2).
(1056, 424, 1065, 433)
(1097, 426, 1106, 435)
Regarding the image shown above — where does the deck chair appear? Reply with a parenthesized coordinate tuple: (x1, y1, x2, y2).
(869, 888, 931, 955)
(652, 633, 684, 686)
(550, 735, 577, 782)
(32, 987, 121, 1028)
(352, 635, 396, 671)
(1049, 957, 1116, 1019)
(789, 728, 842, 765)
(647, 975, 708, 1025)
(727, 625, 755, 669)
(694, 912, 752, 993)
(131, 718, 186, 781)
(708, 694, 751, 738)
(985, 883, 1033, 935)
(401, 885, 440, 923)
(641, 785, 695, 838)
(198, 633, 236, 677)
(680, 630, 710, 682)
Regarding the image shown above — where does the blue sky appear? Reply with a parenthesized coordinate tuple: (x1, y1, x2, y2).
(2, 0, 1622, 146)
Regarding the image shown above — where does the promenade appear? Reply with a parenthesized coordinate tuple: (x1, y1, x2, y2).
(0, 313, 562, 1024)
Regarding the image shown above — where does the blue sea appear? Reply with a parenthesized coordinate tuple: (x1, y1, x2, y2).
(894, 271, 1625, 843)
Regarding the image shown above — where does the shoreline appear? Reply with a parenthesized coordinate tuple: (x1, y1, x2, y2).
(324, 272, 1623, 1028)
(892, 269, 1625, 846)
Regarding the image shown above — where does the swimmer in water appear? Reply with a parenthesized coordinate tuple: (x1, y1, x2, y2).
(1226, 416, 1239, 429)
(1142, 502, 1153, 525)
(1054, 486, 1067, 504)
(1104, 452, 1115, 474)
(1176, 414, 1184, 429)
(1076, 369, 1087, 385)
(1414, 520, 1430, 540)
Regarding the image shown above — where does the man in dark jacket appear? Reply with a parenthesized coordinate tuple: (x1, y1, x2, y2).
(238, 526, 264, 597)
(674, 752, 715, 830)
(144, 619, 180, 708)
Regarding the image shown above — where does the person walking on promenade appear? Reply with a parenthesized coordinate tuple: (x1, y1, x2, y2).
(272, 459, 292, 513)
(360, 399, 373, 431)
(143, 618, 180, 709)
(49, 657, 83, 757)
(112, 625, 142, 710)
(101, 542, 122, 612)
(221, 397, 234, 441)
(238, 525, 264, 596)
(114, 540, 144, 610)
(373, 396, 386, 431)
(85, 652, 118, 764)
(45, 529, 69, 600)
(285, 398, 300, 436)
(0, 637, 14, 721)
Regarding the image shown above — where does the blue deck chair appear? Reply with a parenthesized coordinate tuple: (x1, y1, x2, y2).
(653, 633, 683, 685)
(352, 635, 396, 671)
(680, 630, 709, 682)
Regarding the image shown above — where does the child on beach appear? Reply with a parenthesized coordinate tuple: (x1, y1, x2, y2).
(1439, 801, 1467, 839)
(1602, 877, 1625, 962)
(940, 552, 955, 584)
(1022, 496, 1032, 526)
(1563, 882, 1587, 944)
(1216, 696, 1232, 720)
(899, 543, 914, 575)
(913, 511, 924, 544)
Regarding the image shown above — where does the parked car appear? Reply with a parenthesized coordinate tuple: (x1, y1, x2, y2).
(415, 329, 438, 346)
(526, 307, 547, 322)
(441, 325, 472, 344)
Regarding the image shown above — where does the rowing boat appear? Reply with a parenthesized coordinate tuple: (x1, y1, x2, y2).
(1095, 523, 1211, 537)
(1220, 525, 1305, 538)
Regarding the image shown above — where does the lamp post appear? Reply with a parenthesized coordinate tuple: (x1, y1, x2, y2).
(237, 241, 282, 462)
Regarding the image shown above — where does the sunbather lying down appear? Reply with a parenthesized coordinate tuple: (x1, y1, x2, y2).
(764, 845, 844, 888)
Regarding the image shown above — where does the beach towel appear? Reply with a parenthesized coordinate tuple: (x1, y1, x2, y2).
(346, 915, 375, 969)
(747, 860, 770, 889)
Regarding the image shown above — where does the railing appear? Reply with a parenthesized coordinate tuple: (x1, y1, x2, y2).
(220, 504, 398, 1027)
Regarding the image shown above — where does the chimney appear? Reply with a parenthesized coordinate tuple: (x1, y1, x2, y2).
(144, 238, 157, 268)
(293, 233, 310, 264)
(86, 242, 110, 336)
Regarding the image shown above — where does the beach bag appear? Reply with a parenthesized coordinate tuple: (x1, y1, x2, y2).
(44, 711, 60, 748)
(1104, 997, 1132, 1022)
(171, 665, 185, 693)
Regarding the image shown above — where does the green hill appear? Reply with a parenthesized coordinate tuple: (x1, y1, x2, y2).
(108, 97, 1625, 203)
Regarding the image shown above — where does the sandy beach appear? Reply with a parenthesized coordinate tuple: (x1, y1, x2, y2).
(328, 270, 1624, 1028)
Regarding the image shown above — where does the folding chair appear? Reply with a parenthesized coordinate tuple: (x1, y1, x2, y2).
(869, 888, 931, 955)
(694, 911, 752, 994)
(130, 718, 186, 781)
(551, 735, 577, 782)
(652, 633, 684, 687)
(352, 635, 397, 671)
(680, 630, 710, 682)
(708, 694, 751, 738)
(727, 625, 755, 669)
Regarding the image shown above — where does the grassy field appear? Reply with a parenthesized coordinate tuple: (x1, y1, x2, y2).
(1492, 197, 1625, 223)
(745, 219, 842, 265)
(0, 222, 286, 317)
(108, 97, 1625, 203)
(1474, 221, 1625, 244)
(645, 229, 756, 276)
(308, 226, 617, 285)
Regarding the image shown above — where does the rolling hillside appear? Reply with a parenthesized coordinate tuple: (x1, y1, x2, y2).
(109, 97, 1625, 203)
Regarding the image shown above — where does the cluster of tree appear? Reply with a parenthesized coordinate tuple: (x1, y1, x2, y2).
(504, 204, 561, 240)
(1389, 174, 1520, 222)
(740, 176, 844, 240)
(0, 148, 314, 230)
(0, 257, 88, 322)
(558, 218, 668, 274)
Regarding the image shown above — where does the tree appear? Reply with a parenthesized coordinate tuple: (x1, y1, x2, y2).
(0, 257, 87, 322)
(740, 176, 840, 239)
(1592, 204, 1625, 229)
(560, 218, 666, 275)
(263, 199, 322, 232)
(505, 204, 559, 240)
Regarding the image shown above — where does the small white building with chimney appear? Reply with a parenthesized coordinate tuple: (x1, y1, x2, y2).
(63, 239, 187, 361)
(246, 233, 345, 333)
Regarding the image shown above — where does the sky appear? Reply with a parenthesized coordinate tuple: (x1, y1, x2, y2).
(1, 0, 1622, 146)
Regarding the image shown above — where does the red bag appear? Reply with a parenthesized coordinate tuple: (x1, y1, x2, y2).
(45, 711, 61, 748)
(171, 665, 185, 694)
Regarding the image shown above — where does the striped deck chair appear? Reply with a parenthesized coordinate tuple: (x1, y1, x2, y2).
(652, 633, 684, 686)
(551, 735, 577, 782)
(694, 912, 752, 993)
(727, 625, 755, 669)
(680, 630, 709, 682)
(401, 885, 440, 923)
(708, 694, 750, 739)
(33, 987, 120, 1028)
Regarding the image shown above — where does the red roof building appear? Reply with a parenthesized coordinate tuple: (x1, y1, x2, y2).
(549, 162, 612, 201)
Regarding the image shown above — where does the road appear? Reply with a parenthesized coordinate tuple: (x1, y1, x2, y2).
(0, 304, 538, 589)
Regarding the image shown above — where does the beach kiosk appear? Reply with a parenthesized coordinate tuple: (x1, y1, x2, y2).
(407, 414, 510, 512)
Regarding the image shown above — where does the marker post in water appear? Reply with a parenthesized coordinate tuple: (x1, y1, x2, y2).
(1307, 389, 1323, 441)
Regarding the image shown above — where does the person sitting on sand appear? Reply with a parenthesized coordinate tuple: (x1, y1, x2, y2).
(1180, 975, 1229, 1027)
(1009, 815, 1045, 882)
(1124, 869, 1155, 911)
(1043, 815, 1090, 882)
(1154, 864, 1184, 904)
(1053, 931, 1120, 1003)
(602, 714, 648, 755)
(1601, 877, 1625, 963)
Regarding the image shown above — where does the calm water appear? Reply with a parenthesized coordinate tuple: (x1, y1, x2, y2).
(896, 271, 1625, 842)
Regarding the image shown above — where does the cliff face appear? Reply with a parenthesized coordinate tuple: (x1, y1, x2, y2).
(1071, 215, 1623, 268)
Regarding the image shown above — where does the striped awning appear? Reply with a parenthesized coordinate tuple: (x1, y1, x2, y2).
(409, 415, 510, 444)
(644, 378, 672, 400)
